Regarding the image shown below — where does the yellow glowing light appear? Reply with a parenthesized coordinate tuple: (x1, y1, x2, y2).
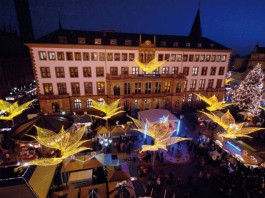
(19, 126, 91, 167)
(0, 99, 37, 121)
(194, 93, 231, 111)
(199, 110, 264, 139)
(128, 116, 191, 152)
(134, 58, 167, 74)
(225, 77, 233, 85)
(260, 106, 265, 111)
(89, 99, 124, 120)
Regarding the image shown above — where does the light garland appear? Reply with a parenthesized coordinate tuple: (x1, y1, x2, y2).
(0, 99, 37, 122)
(128, 115, 191, 152)
(194, 93, 231, 111)
(16, 125, 91, 168)
(199, 110, 264, 139)
(89, 99, 124, 121)
(232, 63, 264, 116)
(134, 58, 167, 74)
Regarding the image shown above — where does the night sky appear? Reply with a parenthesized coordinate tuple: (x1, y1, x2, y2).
(1, 0, 265, 56)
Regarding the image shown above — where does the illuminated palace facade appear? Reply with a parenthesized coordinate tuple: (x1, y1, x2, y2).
(27, 10, 232, 114)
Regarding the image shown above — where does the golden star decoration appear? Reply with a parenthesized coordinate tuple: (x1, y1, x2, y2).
(19, 125, 91, 167)
(199, 110, 264, 139)
(0, 99, 37, 121)
(194, 93, 231, 111)
(128, 116, 191, 152)
(89, 99, 124, 120)
(134, 58, 167, 74)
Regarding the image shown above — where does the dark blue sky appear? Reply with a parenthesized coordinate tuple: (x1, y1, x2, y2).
(1, 0, 265, 56)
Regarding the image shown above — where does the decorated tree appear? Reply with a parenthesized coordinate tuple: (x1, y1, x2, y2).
(232, 63, 264, 116)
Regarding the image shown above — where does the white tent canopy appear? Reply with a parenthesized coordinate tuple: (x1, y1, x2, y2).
(138, 109, 179, 124)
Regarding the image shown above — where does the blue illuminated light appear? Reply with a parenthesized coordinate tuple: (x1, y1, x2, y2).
(227, 141, 241, 152)
(144, 123, 147, 139)
(176, 121, 181, 135)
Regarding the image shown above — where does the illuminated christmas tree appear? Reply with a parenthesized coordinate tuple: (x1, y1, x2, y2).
(232, 63, 264, 116)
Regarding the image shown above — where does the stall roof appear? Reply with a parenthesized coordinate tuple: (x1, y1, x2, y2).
(138, 109, 178, 123)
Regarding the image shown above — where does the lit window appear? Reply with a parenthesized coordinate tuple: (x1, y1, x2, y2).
(39, 51, 47, 60)
(48, 51, 56, 60)
(211, 55, 216, 62)
(135, 82, 141, 94)
(121, 67, 129, 75)
(221, 55, 227, 62)
(43, 83, 53, 95)
(132, 67, 139, 75)
(145, 82, 151, 94)
(199, 79, 205, 89)
(192, 67, 199, 76)
(170, 54, 176, 61)
(87, 99, 92, 108)
(183, 55, 188, 62)
(74, 99, 82, 109)
(162, 67, 169, 74)
(190, 79, 197, 90)
(172, 67, 178, 75)
(129, 53, 135, 61)
(194, 55, 200, 62)
(97, 82, 105, 94)
(177, 54, 182, 62)
(200, 55, 205, 62)
(165, 81, 170, 93)
(94, 38, 102, 44)
(91, 52, 98, 61)
(206, 55, 210, 62)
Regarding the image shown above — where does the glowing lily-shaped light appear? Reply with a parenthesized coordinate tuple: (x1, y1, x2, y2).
(128, 116, 191, 152)
(225, 77, 233, 85)
(20, 125, 91, 166)
(90, 99, 124, 120)
(134, 58, 167, 74)
(199, 110, 264, 139)
(0, 99, 37, 122)
(194, 93, 231, 111)
(260, 106, 265, 111)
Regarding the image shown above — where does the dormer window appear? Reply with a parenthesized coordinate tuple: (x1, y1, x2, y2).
(110, 39, 117, 45)
(125, 40, 132, 46)
(210, 43, 215, 48)
(173, 42, 179, 47)
(186, 42, 191, 47)
(161, 41, 167, 47)
(197, 43, 202, 48)
(94, 38, 102, 45)
(78, 37, 86, 44)
(58, 36, 67, 44)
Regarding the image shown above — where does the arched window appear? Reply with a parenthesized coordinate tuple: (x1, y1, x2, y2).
(87, 98, 92, 108)
(74, 99, 82, 109)
(98, 98, 105, 106)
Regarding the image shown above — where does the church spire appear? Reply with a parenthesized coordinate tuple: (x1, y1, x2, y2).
(58, 12, 63, 30)
(189, 9, 202, 38)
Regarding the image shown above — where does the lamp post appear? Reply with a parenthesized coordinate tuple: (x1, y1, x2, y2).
(99, 134, 112, 153)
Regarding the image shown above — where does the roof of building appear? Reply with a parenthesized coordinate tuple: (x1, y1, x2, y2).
(31, 28, 230, 51)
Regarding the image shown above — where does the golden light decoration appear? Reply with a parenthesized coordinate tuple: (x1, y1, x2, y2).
(260, 106, 265, 111)
(89, 99, 124, 120)
(225, 77, 233, 85)
(0, 99, 37, 123)
(134, 58, 167, 74)
(199, 110, 264, 139)
(194, 93, 231, 111)
(20, 125, 91, 167)
(128, 116, 191, 152)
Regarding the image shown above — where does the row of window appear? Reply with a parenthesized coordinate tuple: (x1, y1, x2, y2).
(42, 79, 223, 96)
(158, 53, 227, 62)
(39, 51, 136, 61)
(40, 66, 226, 78)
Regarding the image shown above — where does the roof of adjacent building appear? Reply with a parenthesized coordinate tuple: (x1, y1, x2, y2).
(32, 28, 231, 51)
